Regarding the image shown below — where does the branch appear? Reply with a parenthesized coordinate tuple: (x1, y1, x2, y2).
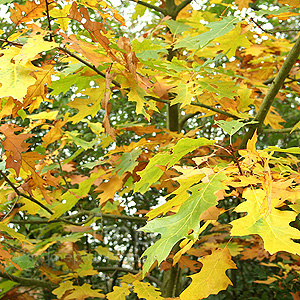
(0, 271, 57, 289)
(240, 34, 300, 149)
(148, 96, 242, 120)
(0, 170, 53, 215)
(10, 210, 147, 224)
(179, 112, 201, 128)
(95, 267, 162, 287)
(261, 127, 300, 134)
(128, 0, 166, 15)
(57, 47, 121, 88)
(45, 0, 53, 41)
(174, 0, 193, 16)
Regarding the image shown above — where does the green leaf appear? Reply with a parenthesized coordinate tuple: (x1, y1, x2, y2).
(140, 172, 227, 276)
(165, 19, 192, 35)
(256, 7, 290, 16)
(133, 39, 168, 60)
(174, 16, 238, 50)
(12, 255, 35, 269)
(114, 148, 142, 176)
(216, 120, 257, 136)
(50, 171, 104, 220)
(134, 137, 215, 194)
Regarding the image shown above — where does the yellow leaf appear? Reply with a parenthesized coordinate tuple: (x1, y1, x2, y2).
(180, 248, 237, 300)
(28, 111, 59, 120)
(49, 4, 72, 31)
(95, 245, 119, 260)
(0, 223, 29, 244)
(0, 47, 36, 101)
(237, 84, 253, 111)
(278, 0, 300, 8)
(64, 283, 104, 300)
(234, 0, 250, 10)
(246, 130, 258, 155)
(67, 85, 105, 123)
(14, 31, 58, 65)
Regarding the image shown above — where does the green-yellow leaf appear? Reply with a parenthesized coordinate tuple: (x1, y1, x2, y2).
(95, 246, 119, 260)
(49, 4, 72, 31)
(140, 172, 227, 276)
(134, 137, 215, 194)
(107, 284, 131, 300)
(133, 280, 163, 300)
(230, 188, 300, 255)
(0, 223, 29, 244)
(170, 82, 194, 107)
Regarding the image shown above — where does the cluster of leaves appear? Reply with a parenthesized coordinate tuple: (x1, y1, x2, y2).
(0, 0, 300, 299)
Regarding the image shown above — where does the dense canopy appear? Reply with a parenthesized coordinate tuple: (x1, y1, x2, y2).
(0, 0, 300, 299)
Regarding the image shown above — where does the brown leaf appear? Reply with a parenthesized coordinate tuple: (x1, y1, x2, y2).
(102, 71, 116, 140)
(0, 124, 33, 176)
(10, 0, 47, 25)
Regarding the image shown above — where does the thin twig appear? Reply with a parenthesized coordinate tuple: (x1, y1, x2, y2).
(261, 127, 300, 134)
(45, 0, 53, 41)
(128, 0, 166, 15)
(175, 0, 193, 16)
(250, 17, 300, 34)
(0, 271, 57, 289)
(57, 47, 122, 88)
(10, 210, 147, 224)
(95, 266, 162, 286)
(0, 170, 53, 215)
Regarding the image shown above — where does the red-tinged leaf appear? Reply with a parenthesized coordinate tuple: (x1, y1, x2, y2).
(10, 0, 47, 25)
(102, 71, 116, 140)
(0, 124, 33, 176)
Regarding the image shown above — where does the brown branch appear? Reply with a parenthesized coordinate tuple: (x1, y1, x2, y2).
(128, 0, 166, 15)
(261, 127, 300, 134)
(95, 267, 162, 286)
(148, 96, 242, 120)
(45, 0, 53, 41)
(10, 210, 147, 224)
(175, 0, 193, 16)
(0, 170, 53, 215)
(57, 47, 121, 88)
(0, 271, 57, 289)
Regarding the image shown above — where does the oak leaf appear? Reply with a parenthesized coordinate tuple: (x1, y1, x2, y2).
(0, 124, 33, 176)
(180, 248, 237, 300)
(0, 47, 36, 101)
